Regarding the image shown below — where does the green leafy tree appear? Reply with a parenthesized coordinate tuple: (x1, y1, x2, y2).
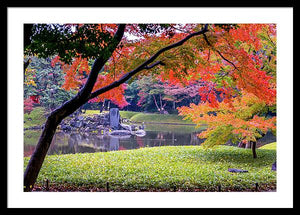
(24, 56, 76, 111)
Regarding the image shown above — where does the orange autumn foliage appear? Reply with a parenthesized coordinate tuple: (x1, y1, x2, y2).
(51, 54, 129, 108)
(51, 24, 276, 123)
(178, 91, 276, 147)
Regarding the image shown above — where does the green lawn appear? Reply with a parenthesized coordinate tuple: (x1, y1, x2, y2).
(24, 145, 276, 191)
(119, 111, 140, 119)
(129, 112, 194, 124)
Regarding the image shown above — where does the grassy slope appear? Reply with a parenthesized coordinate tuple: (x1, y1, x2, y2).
(24, 145, 276, 191)
(129, 112, 194, 124)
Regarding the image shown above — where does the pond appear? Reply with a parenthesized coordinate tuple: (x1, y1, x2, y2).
(24, 124, 206, 157)
(24, 123, 276, 157)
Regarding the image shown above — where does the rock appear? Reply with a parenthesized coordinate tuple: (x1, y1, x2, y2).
(130, 124, 137, 131)
(78, 116, 84, 121)
(61, 124, 71, 131)
(74, 121, 83, 128)
(109, 108, 120, 130)
(120, 123, 132, 131)
(228, 168, 248, 173)
(70, 120, 76, 127)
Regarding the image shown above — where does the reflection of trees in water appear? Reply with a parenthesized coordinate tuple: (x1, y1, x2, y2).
(24, 145, 36, 157)
(136, 136, 144, 148)
(108, 137, 119, 151)
(147, 131, 201, 147)
(24, 129, 272, 157)
(24, 130, 203, 156)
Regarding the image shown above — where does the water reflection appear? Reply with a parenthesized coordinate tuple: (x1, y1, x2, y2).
(24, 129, 204, 157)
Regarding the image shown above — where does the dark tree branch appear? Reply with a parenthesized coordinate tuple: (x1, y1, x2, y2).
(203, 33, 239, 71)
(24, 58, 31, 72)
(144, 61, 166, 69)
(89, 24, 209, 100)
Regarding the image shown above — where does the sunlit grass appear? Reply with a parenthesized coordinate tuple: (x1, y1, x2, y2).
(259, 142, 276, 150)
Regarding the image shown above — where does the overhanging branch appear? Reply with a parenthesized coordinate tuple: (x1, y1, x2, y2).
(89, 24, 209, 100)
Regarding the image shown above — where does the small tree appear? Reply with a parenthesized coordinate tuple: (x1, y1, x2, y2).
(179, 91, 276, 158)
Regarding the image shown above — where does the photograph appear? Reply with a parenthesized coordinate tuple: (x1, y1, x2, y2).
(6, 6, 294, 210)
(23, 22, 278, 192)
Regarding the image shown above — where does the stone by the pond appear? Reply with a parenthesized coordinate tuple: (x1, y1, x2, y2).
(272, 161, 276, 171)
(228, 168, 248, 173)
(109, 108, 120, 130)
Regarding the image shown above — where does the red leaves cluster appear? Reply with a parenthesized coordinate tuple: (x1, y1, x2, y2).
(30, 95, 40, 104)
(24, 97, 35, 114)
(51, 54, 129, 108)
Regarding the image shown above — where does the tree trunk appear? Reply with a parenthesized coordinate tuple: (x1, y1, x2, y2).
(24, 96, 88, 191)
(152, 95, 160, 112)
(251, 141, 257, 158)
(159, 94, 163, 110)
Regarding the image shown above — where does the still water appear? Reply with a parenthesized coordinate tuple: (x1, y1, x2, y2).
(24, 125, 205, 157)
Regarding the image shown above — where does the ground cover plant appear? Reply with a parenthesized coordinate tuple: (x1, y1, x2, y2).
(24, 144, 276, 192)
